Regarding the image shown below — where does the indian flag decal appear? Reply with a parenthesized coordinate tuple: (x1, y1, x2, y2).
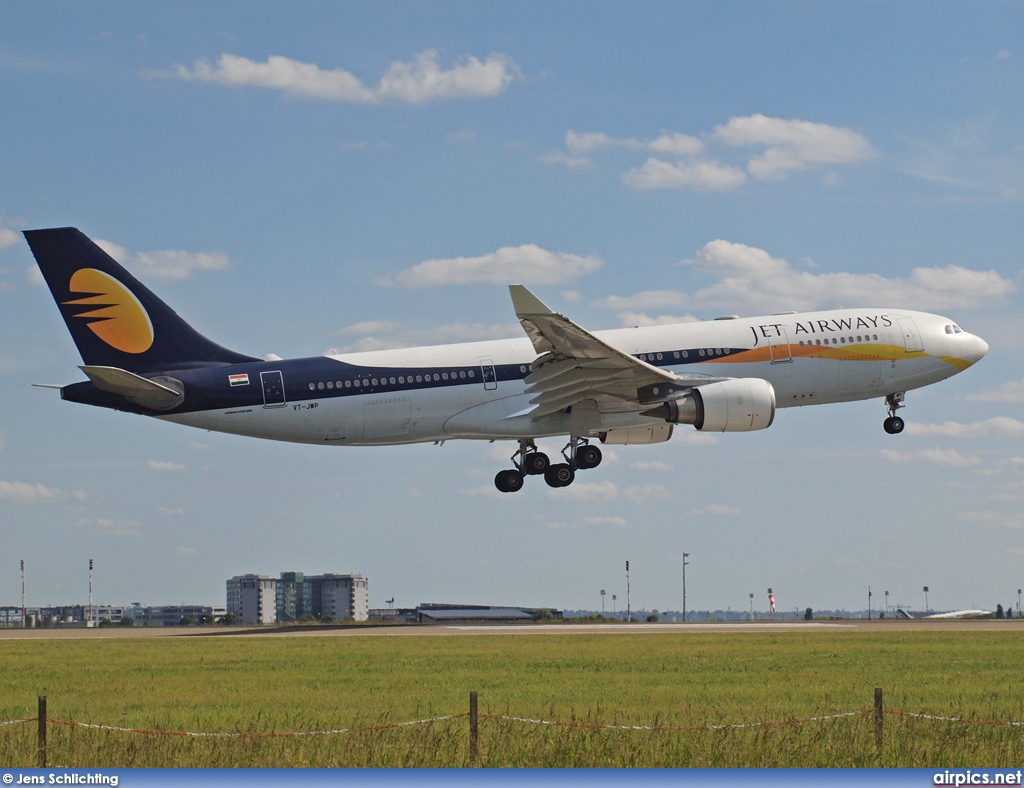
(228, 373, 250, 387)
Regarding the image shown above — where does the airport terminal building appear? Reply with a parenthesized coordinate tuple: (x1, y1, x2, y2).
(227, 572, 368, 624)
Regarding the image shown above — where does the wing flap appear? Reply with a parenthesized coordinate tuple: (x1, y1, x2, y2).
(509, 284, 690, 421)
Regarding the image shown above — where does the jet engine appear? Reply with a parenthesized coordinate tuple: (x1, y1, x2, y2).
(643, 378, 776, 432)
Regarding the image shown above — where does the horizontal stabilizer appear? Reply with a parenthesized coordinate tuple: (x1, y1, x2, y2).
(79, 365, 184, 411)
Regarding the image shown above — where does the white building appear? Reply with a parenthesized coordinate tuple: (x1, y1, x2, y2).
(314, 574, 369, 621)
(226, 574, 278, 625)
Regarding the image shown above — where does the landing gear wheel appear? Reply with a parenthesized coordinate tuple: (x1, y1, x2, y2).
(494, 469, 524, 493)
(523, 452, 550, 475)
(544, 463, 575, 488)
(576, 445, 602, 470)
(883, 416, 905, 434)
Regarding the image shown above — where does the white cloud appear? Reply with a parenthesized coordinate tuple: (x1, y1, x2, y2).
(712, 114, 876, 179)
(642, 239, 1017, 313)
(908, 418, 1024, 438)
(994, 49, 1013, 61)
(0, 480, 61, 503)
(169, 49, 519, 104)
(330, 321, 520, 353)
(158, 507, 187, 515)
(189, 441, 212, 451)
(593, 290, 690, 312)
(74, 517, 143, 537)
(539, 151, 592, 168)
(549, 117, 874, 189)
(0, 228, 19, 248)
(584, 515, 629, 527)
(598, 237, 1011, 315)
(623, 484, 671, 502)
(337, 320, 404, 336)
(687, 504, 743, 517)
(975, 457, 1024, 477)
(879, 448, 980, 467)
(174, 546, 198, 554)
(446, 129, 477, 143)
(648, 132, 704, 156)
(382, 244, 602, 287)
(25, 266, 45, 285)
(968, 380, 1024, 403)
(148, 460, 185, 471)
(614, 311, 699, 328)
(631, 461, 673, 472)
(623, 157, 747, 191)
(959, 511, 1024, 529)
(671, 431, 721, 446)
(551, 481, 621, 501)
(95, 239, 231, 281)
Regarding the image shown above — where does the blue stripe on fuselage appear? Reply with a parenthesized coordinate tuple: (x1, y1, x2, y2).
(61, 345, 751, 417)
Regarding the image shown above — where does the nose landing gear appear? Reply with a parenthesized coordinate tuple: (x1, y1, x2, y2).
(883, 392, 906, 434)
(493, 437, 603, 492)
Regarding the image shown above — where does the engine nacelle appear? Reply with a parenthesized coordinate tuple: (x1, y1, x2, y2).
(643, 378, 776, 432)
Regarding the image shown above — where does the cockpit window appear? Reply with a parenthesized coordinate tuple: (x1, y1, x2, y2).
(953, 325, 963, 333)
(945, 325, 954, 334)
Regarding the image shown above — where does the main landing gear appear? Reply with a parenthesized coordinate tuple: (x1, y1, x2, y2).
(883, 391, 906, 434)
(494, 437, 603, 493)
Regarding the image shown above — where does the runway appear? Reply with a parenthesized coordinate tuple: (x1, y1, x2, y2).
(2, 619, 1022, 639)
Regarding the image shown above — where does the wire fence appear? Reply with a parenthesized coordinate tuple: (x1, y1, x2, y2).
(5, 689, 1024, 767)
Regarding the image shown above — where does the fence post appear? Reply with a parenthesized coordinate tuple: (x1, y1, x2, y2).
(469, 690, 478, 762)
(874, 687, 883, 755)
(37, 695, 47, 768)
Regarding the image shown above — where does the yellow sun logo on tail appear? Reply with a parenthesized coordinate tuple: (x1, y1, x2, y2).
(63, 268, 154, 354)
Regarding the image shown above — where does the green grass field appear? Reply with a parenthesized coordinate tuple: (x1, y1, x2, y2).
(1, 629, 1022, 767)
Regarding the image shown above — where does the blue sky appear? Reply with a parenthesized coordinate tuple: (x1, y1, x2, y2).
(2, 2, 1022, 616)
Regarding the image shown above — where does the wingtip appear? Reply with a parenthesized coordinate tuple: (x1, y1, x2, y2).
(509, 284, 555, 318)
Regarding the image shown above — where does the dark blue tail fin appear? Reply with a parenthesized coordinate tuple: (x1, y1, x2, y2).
(25, 227, 255, 373)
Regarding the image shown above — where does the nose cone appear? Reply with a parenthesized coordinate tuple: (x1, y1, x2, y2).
(964, 334, 989, 365)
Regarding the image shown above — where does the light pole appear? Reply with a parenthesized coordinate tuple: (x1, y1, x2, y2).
(885, 590, 889, 617)
(612, 594, 616, 616)
(89, 558, 94, 627)
(20, 559, 25, 628)
(868, 587, 872, 620)
(626, 561, 631, 622)
(923, 585, 929, 614)
(749, 592, 754, 621)
(600, 589, 606, 615)
(681, 553, 689, 623)
(1018, 589, 1021, 617)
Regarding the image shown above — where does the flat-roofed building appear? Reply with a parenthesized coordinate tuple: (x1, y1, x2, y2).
(310, 573, 368, 621)
(133, 605, 227, 627)
(226, 574, 277, 625)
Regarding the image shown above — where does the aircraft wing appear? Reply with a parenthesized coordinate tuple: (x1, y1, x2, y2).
(509, 285, 721, 420)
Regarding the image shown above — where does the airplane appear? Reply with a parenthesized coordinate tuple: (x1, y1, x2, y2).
(896, 609, 993, 620)
(24, 227, 989, 493)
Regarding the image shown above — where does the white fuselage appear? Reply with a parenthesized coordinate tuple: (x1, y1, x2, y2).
(161, 307, 987, 446)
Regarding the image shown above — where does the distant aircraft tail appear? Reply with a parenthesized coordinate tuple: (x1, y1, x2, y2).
(24, 227, 255, 373)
